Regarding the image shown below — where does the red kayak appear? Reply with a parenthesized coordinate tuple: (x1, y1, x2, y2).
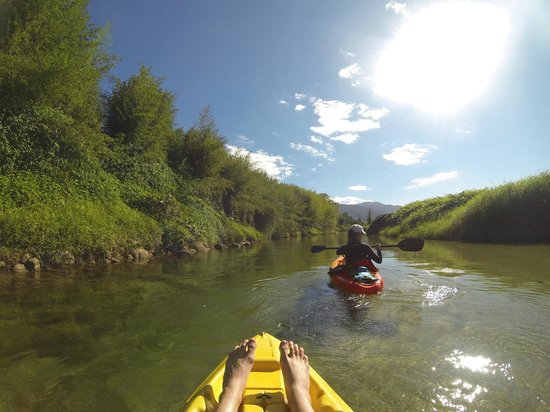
(328, 256, 384, 295)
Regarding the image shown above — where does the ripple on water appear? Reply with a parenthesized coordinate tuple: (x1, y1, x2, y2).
(428, 267, 467, 275)
(422, 284, 458, 306)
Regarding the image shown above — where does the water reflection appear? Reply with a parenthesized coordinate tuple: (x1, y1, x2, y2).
(1, 236, 548, 411)
(394, 239, 550, 292)
(432, 349, 515, 411)
(445, 350, 513, 379)
(435, 380, 488, 411)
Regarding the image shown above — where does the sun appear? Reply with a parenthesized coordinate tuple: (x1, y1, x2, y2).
(374, 1, 510, 114)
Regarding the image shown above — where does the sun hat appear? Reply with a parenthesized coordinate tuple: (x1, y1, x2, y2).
(349, 224, 366, 234)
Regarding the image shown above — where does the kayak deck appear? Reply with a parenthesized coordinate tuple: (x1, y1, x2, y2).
(328, 256, 384, 295)
(183, 332, 352, 411)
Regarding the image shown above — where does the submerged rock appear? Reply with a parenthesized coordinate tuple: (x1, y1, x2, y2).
(24, 257, 41, 271)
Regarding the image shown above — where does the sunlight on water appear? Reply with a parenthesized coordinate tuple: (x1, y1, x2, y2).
(431, 349, 515, 411)
(423, 284, 458, 306)
(445, 350, 513, 379)
(345, 294, 371, 309)
(434, 380, 488, 411)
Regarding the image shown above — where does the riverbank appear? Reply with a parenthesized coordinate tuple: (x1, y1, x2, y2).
(367, 172, 550, 243)
(0, 2, 340, 273)
(0, 240, 255, 274)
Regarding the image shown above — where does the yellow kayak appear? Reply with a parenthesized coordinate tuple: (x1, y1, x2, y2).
(183, 332, 352, 411)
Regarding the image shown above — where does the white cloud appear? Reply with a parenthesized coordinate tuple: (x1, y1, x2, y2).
(310, 99, 389, 142)
(340, 49, 356, 58)
(339, 63, 365, 86)
(235, 134, 254, 147)
(279, 100, 289, 106)
(295, 104, 306, 112)
(455, 126, 473, 135)
(294, 93, 306, 100)
(386, 1, 410, 16)
(357, 104, 387, 120)
(333, 196, 372, 205)
(331, 133, 360, 144)
(289, 142, 335, 161)
(226, 145, 294, 180)
(339, 63, 362, 79)
(383, 143, 436, 165)
(349, 185, 370, 191)
(309, 136, 335, 152)
(406, 171, 459, 189)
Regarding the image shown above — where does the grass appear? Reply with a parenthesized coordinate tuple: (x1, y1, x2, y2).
(369, 172, 550, 243)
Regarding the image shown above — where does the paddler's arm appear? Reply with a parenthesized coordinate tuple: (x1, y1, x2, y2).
(368, 244, 382, 263)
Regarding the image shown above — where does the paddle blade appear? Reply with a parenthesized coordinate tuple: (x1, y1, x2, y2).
(310, 245, 327, 253)
(398, 238, 424, 252)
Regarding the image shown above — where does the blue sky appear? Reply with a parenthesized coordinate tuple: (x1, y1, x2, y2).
(89, 0, 549, 206)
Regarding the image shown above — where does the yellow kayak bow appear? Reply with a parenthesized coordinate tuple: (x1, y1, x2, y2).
(183, 332, 352, 411)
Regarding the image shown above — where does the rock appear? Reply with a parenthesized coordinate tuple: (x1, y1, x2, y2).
(50, 250, 76, 267)
(19, 253, 32, 264)
(13, 263, 27, 272)
(230, 242, 242, 248)
(194, 242, 210, 253)
(110, 255, 123, 263)
(131, 248, 152, 262)
(24, 257, 41, 271)
(214, 243, 227, 250)
(178, 247, 196, 257)
(240, 241, 251, 247)
(0, 261, 6, 270)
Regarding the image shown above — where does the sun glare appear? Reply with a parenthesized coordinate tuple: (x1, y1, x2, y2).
(374, 2, 510, 114)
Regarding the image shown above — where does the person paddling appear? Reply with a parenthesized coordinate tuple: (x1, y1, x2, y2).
(335, 224, 382, 283)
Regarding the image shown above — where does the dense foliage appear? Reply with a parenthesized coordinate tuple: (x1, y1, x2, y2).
(0, 0, 339, 261)
(368, 173, 550, 243)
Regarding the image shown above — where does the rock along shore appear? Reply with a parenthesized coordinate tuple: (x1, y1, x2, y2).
(0, 241, 254, 274)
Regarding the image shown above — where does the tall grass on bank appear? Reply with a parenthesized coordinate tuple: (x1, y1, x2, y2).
(0, 171, 264, 259)
(369, 172, 550, 243)
(0, 173, 161, 257)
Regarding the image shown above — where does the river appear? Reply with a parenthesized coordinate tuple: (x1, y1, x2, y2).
(0, 235, 549, 411)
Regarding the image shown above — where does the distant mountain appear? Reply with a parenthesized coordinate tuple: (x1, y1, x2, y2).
(338, 201, 400, 221)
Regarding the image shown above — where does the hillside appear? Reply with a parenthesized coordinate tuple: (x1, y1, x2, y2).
(339, 201, 400, 221)
(367, 172, 550, 243)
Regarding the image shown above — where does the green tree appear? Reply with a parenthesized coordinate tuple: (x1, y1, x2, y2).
(168, 107, 230, 205)
(0, 0, 114, 127)
(105, 65, 176, 161)
(177, 107, 227, 179)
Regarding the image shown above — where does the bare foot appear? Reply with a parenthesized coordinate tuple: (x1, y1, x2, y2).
(279, 340, 314, 412)
(217, 338, 256, 412)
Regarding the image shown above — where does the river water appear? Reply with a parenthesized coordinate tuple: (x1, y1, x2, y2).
(0, 235, 549, 411)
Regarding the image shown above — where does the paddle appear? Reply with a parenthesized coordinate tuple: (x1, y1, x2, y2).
(310, 238, 424, 253)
